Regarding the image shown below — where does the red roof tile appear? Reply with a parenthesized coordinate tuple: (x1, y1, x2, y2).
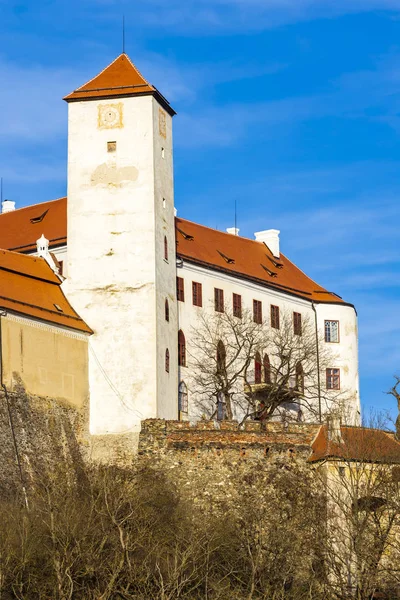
(0, 197, 67, 253)
(63, 53, 176, 115)
(0, 249, 92, 334)
(176, 218, 348, 304)
(309, 426, 400, 463)
(0, 198, 351, 305)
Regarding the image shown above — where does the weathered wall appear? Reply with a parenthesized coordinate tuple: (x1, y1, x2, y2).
(0, 382, 88, 496)
(2, 313, 89, 408)
(138, 418, 320, 509)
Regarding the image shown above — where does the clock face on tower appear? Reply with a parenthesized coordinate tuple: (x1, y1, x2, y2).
(98, 103, 123, 130)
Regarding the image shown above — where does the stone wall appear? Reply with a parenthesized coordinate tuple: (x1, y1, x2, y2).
(138, 419, 321, 512)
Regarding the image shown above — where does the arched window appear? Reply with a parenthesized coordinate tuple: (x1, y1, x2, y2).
(295, 362, 304, 395)
(165, 349, 170, 373)
(165, 298, 169, 322)
(164, 236, 168, 261)
(263, 354, 271, 384)
(216, 340, 226, 375)
(178, 381, 188, 413)
(255, 352, 262, 384)
(178, 330, 186, 367)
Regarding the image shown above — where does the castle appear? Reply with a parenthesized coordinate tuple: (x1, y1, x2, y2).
(0, 53, 360, 441)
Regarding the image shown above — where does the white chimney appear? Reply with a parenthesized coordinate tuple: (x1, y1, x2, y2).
(254, 229, 280, 258)
(36, 234, 62, 278)
(327, 414, 343, 444)
(2, 199, 16, 213)
(226, 227, 239, 236)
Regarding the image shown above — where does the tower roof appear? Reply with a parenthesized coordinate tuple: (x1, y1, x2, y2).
(63, 53, 176, 115)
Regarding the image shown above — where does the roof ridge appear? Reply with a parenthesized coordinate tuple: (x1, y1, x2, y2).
(0, 196, 66, 216)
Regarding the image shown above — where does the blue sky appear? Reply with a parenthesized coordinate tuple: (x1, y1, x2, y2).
(1, 0, 400, 422)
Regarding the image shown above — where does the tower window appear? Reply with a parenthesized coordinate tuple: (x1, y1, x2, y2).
(165, 299, 169, 322)
(165, 349, 170, 373)
(325, 320, 339, 343)
(253, 300, 262, 324)
(192, 282, 202, 307)
(177, 277, 185, 302)
(162, 197, 166, 209)
(107, 141, 116, 152)
(214, 288, 224, 313)
(161, 147, 165, 159)
(178, 330, 186, 367)
(326, 368, 340, 390)
(293, 312, 302, 336)
(271, 305, 280, 329)
(164, 236, 168, 261)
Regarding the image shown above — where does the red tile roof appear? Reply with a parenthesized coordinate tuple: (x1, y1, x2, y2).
(176, 218, 348, 304)
(0, 249, 92, 334)
(64, 53, 176, 115)
(309, 426, 400, 463)
(0, 197, 67, 253)
(0, 198, 351, 305)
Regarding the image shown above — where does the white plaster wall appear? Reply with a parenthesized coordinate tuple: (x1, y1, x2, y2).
(66, 95, 177, 435)
(177, 260, 360, 425)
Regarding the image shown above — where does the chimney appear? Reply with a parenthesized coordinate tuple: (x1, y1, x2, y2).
(254, 229, 280, 258)
(226, 227, 239, 236)
(327, 413, 343, 444)
(2, 199, 16, 213)
(36, 234, 62, 278)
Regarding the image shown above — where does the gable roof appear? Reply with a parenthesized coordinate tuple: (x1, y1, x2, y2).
(176, 218, 347, 305)
(64, 53, 176, 115)
(0, 197, 350, 306)
(0, 249, 92, 334)
(309, 425, 400, 464)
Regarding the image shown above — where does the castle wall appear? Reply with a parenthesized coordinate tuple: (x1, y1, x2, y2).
(1, 313, 89, 408)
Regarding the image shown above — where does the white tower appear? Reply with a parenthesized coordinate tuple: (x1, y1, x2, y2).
(65, 54, 178, 435)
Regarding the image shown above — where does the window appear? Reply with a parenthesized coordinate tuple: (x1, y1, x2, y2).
(233, 293, 242, 318)
(178, 381, 188, 413)
(295, 363, 304, 395)
(326, 368, 340, 390)
(293, 312, 302, 336)
(214, 288, 224, 313)
(217, 340, 226, 375)
(263, 354, 271, 384)
(178, 330, 186, 367)
(325, 320, 339, 343)
(107, 141, 116, 152)
(165, 349, 170, 373)
(165, 299, 169, 322)
(255, 352, 262, 384)
(192, 282, 202, 307)
(253, 300, 262, 324)
(164, 236, 168, 261)
(162, 197, 166, 209)
(177, 277, 185, 302)
(271, 305, 280, 329)
(58, 260, 64, 276)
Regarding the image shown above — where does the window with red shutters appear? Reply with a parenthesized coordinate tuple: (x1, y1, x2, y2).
(216, 340, 226, 374)
(295, 362, 304, 395)
(263, 354, 271, 384)
(165, 349, 170, 373)
(255, 352, 262, 384)
(293, 312, 302, 336)
(253, 300, 262, 324)
(164, 236, 168, 261)
(214, 288, 224, 312)
(177, 277, 185, 302)
(271, 305, 280, 329)
(326, 368, 340, 390)
(178, 330, 186, 367)
(233, 293, 242, 318)
(192, 282, 202, 307)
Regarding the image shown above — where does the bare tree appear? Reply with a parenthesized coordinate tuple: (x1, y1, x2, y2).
(189, 307, 347, 423)
(388, 375, 400, 439)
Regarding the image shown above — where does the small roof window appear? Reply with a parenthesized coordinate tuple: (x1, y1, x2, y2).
(30, 209, 49, 224)
(54, 304, 63, 312)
